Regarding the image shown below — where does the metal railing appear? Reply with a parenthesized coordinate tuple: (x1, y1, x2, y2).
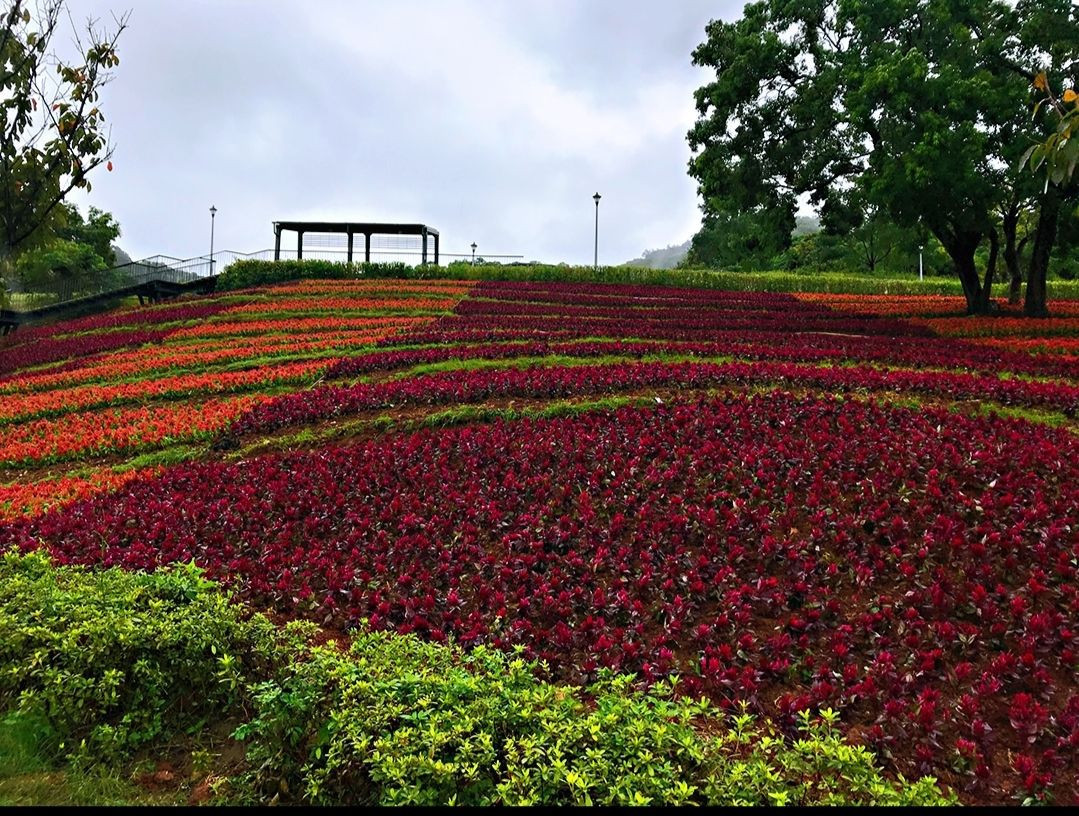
(2, 247, 526, 313)
(4, 254, 214, 310)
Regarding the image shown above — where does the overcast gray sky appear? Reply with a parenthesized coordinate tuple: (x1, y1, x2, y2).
(67, 0, 742, 264)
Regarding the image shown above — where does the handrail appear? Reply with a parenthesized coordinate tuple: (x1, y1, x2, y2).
(1, 246, 525, 329)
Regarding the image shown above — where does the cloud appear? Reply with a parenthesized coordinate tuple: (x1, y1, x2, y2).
(68, 0, 740, 264)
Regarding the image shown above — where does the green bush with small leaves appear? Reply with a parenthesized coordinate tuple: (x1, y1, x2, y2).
(1, 551, 956, 806)
(232, 631, 954, 807)
(0, 550, 282, 762)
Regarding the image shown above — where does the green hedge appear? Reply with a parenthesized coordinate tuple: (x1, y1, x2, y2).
(0, 550, 955, 806)
(215, 259, 413, 291)
(215, 258, 1079, 298)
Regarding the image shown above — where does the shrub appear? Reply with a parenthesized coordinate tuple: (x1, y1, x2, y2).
(0, 551, 954, 805)
(216, 259, 411, 291)
(233, 631, 954, 806)
(0, 549, 281, 761)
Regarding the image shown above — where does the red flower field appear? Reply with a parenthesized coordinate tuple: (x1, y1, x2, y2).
(1, 276, 1077, 803)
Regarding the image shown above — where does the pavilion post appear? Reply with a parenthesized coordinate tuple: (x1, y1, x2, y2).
(270, 223, 439, 266)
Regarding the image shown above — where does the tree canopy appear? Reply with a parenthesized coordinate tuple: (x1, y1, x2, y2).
(14, 202, 121, 292)
(688, 0, 1079, 315)
(0, 0, 126, 264)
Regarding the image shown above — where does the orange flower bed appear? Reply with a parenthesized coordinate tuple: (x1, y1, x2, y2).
(0, 467, 159, 520)
(0, 395, 265, 465)
(169, 316, 424, 340)
(267, 279, 474, 296)
(0, 332, 388, 395)
(225, 296, 458, 314)
(971, 337, 1079, 356)
(797, 293, 1079, 321)
(795, 293, 971, 317)
(916, 316, 1079, 338)
(0, 359, 327, 423)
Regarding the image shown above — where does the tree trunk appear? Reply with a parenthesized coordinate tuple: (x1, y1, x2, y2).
(1025, 185, 1062, 318)
(1001, 202, 1023, 305)
(937, 229, 985, 314)
(979, 227, 998, 314)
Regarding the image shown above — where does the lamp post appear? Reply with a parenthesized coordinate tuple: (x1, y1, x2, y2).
(593, 192, 601, 272)
(471, 242, 477, 266)
(209, 205, 217, 276)
(918, 244, 924, 282)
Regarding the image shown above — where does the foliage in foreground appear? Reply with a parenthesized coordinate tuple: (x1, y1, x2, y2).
(0, 550, 955, 806)
(0, 549, 282, 762)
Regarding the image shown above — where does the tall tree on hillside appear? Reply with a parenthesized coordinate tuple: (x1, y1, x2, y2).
(1016, 0, 1079, 314)
(0, 1, 126, 263)
(687, 0, 1076, 315)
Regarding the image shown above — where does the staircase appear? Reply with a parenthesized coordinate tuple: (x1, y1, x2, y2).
(0, 253, 223, 335)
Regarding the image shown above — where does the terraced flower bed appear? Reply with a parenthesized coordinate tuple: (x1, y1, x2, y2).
(2, 274, 1078, 804)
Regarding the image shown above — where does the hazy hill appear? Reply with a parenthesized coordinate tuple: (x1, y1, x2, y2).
(621, 240, 692, 269)
(623, 216, 821, 269)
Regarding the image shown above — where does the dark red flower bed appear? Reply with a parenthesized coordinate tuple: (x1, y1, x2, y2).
(1, 300, 233, 348)
(229, 359, 1079, 439)
(421, 281, 935, 338)
(337, 334, 1079, 382)
(4, 393, 1077, 801)
(0, 329, 173, 377)
(420, 311, 933, 338)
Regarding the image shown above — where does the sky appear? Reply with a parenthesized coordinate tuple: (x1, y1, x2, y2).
(65, 0, 744, 265)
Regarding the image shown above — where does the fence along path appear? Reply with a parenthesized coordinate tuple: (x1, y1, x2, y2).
(0, 245, 525, 334)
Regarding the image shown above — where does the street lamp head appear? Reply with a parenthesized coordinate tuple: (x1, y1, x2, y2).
(471, 242, 477, 251)
(593, 192, 601, 204)
(210, 205, 217, 216)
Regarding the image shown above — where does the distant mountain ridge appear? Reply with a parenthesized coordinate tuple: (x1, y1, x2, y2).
(621, 240, 692, 269)
(622, 215, 821, 269)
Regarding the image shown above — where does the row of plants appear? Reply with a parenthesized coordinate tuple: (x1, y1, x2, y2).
(0, 550, 953, 806)
(224, 295, 459, 315)
(217, 258, 1079, 298)
(326, 335, 1079, 383)
(0, 468, 156, 521)
(0, 328, 173, 377)
(3, 274, 1079, 804)
(0, 360, 326, 425)
(6, 393, 1076, 801)
(0, 396, 264, 467)
(223, 359, 1079, 442)
(0, 332, 382, 394)
(796, 293, 1079, 319)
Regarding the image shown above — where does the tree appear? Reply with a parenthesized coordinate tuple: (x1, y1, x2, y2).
(14, 235, 104, 291)
(1001, 0, 1079, 315)
(687, 0, 1076, 315)
(56, 203, 120, 266)
(684, 207, 792, 269)
(13, 202, 120, 294)
(0, 0, 126, 264)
